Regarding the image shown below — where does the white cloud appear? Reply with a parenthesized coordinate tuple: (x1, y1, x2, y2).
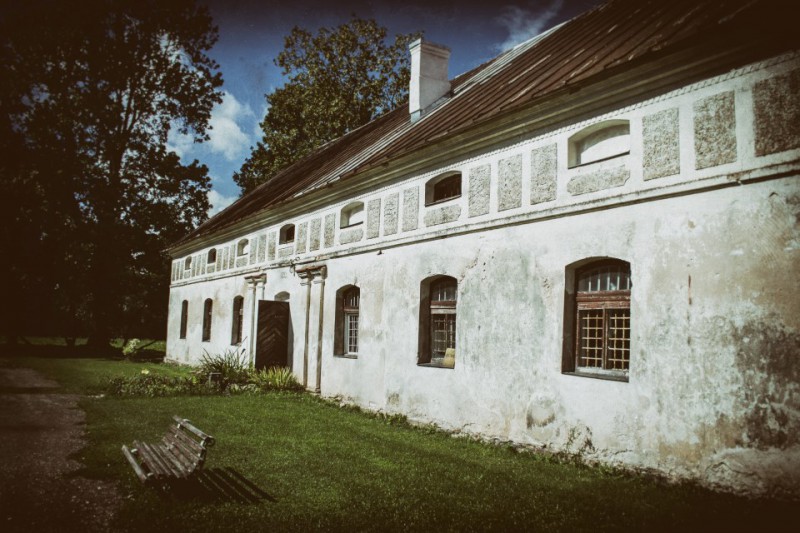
(166, 127, 194, 159)
(207, 91, 254, 161)
(207, 188, 237, 217)
(494, 0, 564, 53)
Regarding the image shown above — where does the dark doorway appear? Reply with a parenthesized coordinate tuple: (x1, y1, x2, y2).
(255, 301, 290, 369)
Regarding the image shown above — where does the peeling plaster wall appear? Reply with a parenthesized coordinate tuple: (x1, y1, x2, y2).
(166, 53, 800, 497)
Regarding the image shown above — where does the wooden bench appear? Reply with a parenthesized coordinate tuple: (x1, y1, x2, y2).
(122, 415, 215, 485)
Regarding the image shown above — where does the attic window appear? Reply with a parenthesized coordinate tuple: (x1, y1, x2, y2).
(425, 171, 462, 205)
(236, 239, 249, 256)
(279, 224, 295, 244)
(207, 248, 217, 264)
(568, 120, 630, 168)
(340, 202, 365, 228)
(184, 257, 192, 270)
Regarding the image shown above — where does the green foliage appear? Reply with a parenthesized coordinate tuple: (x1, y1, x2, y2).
(105, 371, 212, 397)
(234, 17, 420, 193)
(250, 366, 303, 392)
(0, 0, 223, 343)
(197, 347, 251, 390)
(121, 338, 141, 358)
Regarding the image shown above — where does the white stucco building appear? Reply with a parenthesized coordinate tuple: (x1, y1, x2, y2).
(166, 0, 800, 497)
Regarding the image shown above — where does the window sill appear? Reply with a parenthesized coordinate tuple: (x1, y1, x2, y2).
(417, 361, 455, 369)
(563, 370, 628, 383)
(568, 151, 630, 170)
(340, 222, 363, 230)
(334, 354, 358, 359)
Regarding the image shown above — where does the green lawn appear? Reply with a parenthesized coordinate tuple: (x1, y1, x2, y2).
(3, 352, 795, 532)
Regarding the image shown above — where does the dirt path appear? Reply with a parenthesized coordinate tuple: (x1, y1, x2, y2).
(0, 364, 122, 532)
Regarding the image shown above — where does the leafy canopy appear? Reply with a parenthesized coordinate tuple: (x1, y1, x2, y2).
(235, 17, 419, 194)
(0, 0, 223, 343)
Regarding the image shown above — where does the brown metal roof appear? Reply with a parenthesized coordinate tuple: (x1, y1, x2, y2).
(175, 0, 795, 248)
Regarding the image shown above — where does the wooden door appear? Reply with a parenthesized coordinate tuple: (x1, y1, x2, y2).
(255, 301, 290, 369)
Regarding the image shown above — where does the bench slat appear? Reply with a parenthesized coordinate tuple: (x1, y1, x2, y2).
(170, 426, 205, 455)
(132, 440, 167, 478)
(154, 442, 191, 478)
(162, 434, 196, 466)
(140, 442, 180, 477)
(173, 415, 215, 446)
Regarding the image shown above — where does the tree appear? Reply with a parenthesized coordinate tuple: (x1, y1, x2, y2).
(234, 17, 419, 194)
(0, 0, 223, 345)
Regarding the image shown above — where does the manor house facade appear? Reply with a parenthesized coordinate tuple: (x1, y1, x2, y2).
(167, 0, 800, 497)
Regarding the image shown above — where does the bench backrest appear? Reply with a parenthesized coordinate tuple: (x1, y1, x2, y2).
(163, 416, 215, 472)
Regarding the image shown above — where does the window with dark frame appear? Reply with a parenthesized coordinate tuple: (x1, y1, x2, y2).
(236, 239, 249, 256)
(425, 172, 462, 205)
(207, 248, 217, 264)
(231, 295, 244, 345)
(418, 276, 457, 368)
(432, 174, 461, 204)
(279, 224, 295, 244)
(343, 287, 360, 354)
(573, 261, 631, 377)
(179, 300, 188, 339)
(202, 298, 213, 342)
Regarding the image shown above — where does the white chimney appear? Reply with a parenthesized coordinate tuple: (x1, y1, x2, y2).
(409, 39, 451, 122)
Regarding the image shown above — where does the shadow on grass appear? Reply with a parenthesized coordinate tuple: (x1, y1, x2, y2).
(0, 342, 164, 363)
(165, 468, 276, 504)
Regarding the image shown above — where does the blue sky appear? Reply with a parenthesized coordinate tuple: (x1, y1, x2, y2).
(169, 0, 599, 216)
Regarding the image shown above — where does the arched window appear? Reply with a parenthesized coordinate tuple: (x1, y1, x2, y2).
(563, 259, 631, 380)
(334, 286, 360, 356)
(418, 275, 457, 368)
(425, 171, 462, 205)
(231, 295, 244, 345)
(275, 291, 290, 302)
(202, 298, 213, 342)
(179, 300, 188, 339)
(568, 120, 630, 167)
(237, 239, 250, 256)
(207, 248, 217, 264)
(340, 202, 365, 228)
(184, 257, 192, 270)
(279, 224, 295, 244)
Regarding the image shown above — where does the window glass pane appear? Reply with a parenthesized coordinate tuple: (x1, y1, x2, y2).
(344, 288, 360, 309)
(606, 309, 630, 370)
(577, 309, 604, 368)
(432, 174, 461, 202)
(431, 279, 457, 302)
(345, 313, 359, 353)
(578, 265, 630, 292)
(431, 313, 456, 358)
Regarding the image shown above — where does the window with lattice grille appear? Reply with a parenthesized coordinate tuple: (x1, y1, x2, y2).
(566, 260, 631, 379)
(419, 276, 457, 368)
(343, 287, 359, 354)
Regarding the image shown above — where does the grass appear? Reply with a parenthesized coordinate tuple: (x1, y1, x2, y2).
(2, 344, 796, 532)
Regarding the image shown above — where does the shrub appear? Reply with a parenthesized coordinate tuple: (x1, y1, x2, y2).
(105, 373, 212, 397)
(249, 366, 302, 392)
(122, 338, 141, 358)
(198, 347, 250, 390)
